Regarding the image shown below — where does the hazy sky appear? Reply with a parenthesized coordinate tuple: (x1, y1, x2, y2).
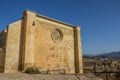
(0, 0, 120, 55)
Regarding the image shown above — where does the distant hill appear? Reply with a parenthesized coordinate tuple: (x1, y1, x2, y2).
(83, 54, 94, 58)
(83, 51, 120, 59)
(95, 51, 120, 58)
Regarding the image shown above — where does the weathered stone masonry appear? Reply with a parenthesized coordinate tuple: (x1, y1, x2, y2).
(0, 10, 83, 74)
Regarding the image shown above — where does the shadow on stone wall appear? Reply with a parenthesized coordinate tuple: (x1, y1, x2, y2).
(0, 48, 5, 72)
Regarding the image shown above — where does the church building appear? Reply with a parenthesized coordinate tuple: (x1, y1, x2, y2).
(0, 10, 83, 74)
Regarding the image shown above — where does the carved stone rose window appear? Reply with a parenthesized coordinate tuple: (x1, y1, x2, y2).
(51, 28, 63, 42)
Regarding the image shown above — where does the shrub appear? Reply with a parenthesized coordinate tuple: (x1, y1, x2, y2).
(25, 67, 40, 74)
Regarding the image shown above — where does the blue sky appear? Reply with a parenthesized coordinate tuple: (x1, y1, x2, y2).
(0, 0, 120, 55)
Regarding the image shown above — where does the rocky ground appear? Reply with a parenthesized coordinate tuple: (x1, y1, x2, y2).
(0, 73, 103, 80)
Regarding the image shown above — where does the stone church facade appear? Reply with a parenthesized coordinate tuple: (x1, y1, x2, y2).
(0, 10, 83, 74)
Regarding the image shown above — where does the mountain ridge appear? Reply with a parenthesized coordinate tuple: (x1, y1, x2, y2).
(83, 51, 120, 58)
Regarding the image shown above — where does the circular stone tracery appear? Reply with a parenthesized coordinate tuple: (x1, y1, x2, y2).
(51, 28, 63, 42)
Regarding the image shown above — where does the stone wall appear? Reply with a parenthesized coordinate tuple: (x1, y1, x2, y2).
(4, 20, 22, 73)
(0, 30, 7, 72)
(34, 17, 75, 74)
(21, 11, 77, 74)
(0, 48, 5, 72)
(0, 30, 7, 48)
